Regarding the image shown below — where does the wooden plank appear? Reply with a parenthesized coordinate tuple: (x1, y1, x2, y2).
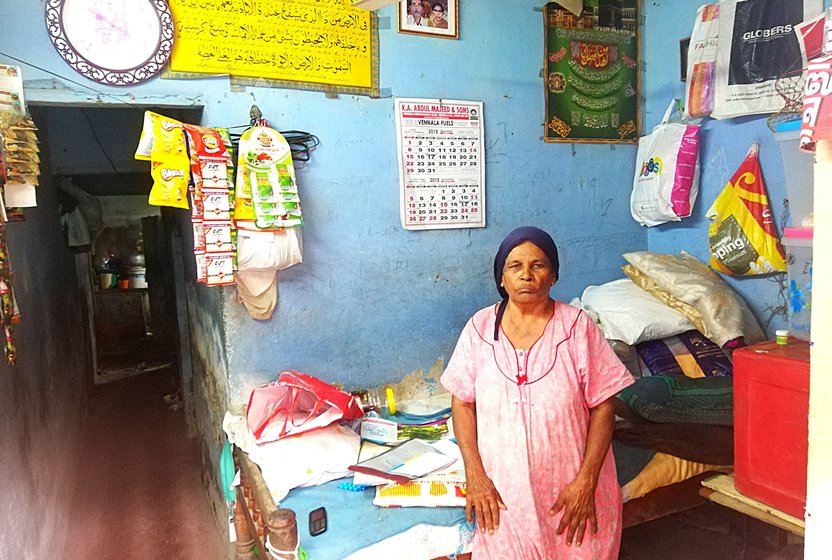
(238, 449, 278, 519)
(700, 474, 805, 536)
(623, 473, 711, 528)
(236, 447, 278, 559)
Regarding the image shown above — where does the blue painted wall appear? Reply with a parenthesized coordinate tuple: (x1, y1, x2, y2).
(5, 0, 821, 554)
(1, 3, 648, 548)
(642, 0, 827, 336)
(2, 0, 647, 403)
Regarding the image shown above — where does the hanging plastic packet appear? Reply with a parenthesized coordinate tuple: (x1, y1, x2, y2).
(206, 253, 235, 285)
(203, 190, 232, 221)
(192, 220, 206, 252)
(216, 128, 236, 216)
(237, 126, 303, 230)
(147, 115, 189, 210)
(204, 221, 235, 253)
(631, 100, 700, 226)
(134, 111, 161, 161)
(684, 4, 719, 118)
(195, 250, 207, 283)
(181, 124, 235, 283)
(149, 160, 189, 209)
(706, 144, 787, 276)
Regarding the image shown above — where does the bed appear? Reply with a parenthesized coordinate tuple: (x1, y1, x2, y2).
(234, 442, 713, 560)
(231, 251, 756, 559)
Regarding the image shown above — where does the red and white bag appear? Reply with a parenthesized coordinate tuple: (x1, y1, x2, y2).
(631, 100, 701, 227)
(246, 371, 364, 443)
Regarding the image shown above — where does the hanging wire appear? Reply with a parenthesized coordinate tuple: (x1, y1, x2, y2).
(760, 272, 789, 332)
(81, 108, 118, 173)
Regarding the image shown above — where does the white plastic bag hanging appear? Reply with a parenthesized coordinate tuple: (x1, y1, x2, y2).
(631, 100, 701, 227)
(711, 0, 823, 120)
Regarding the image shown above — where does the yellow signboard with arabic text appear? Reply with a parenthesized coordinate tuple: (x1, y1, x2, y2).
(168, 0, 377, 94)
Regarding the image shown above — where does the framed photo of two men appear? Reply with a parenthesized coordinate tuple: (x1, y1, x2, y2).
(544, 0, 641, 143)
(398, 0, 458, 39)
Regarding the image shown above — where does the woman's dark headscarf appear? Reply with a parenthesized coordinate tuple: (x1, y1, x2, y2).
(492, 226, 560, 340)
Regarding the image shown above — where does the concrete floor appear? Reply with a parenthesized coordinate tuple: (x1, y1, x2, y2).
(63, 368, 229, 560)
(621, 503, 804, 560)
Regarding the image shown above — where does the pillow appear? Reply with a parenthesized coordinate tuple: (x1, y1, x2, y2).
(223, 413, 360, 503)
(580, 278, 695, 345)
(622, 251, 765, 347)
(618, 374, 734, 425)
(621, 452, 731, 502)
(622, 264, 706, 333)
(636, 330, 733, 378)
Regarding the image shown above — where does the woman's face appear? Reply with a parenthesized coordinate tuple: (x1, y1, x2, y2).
(431, 4, 446, 22)
(500, 241, 556, 304)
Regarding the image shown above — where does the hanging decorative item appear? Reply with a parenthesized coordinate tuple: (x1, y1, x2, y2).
(396, 0, 459, 40)
(544, 0, 641, 143)
(0, 68, 34, 366)
(44, 0, 175, 86)
(166, 0, 379, 97)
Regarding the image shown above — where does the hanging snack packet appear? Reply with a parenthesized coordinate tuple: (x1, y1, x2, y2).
(706, 144, 786, 276)
(183, 124, 230, 161)
(237, 126, 303, 230)
(204, 221, 234, 253)
(195, 250, 207, 283)
(147, 115, 189, 209)
(135, 111, 160, 161)
(206, 252, 235, 286)
(149, 159, 189, 210)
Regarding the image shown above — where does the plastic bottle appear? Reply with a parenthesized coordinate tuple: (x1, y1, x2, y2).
(358, 386, 397, 415)
(776, 329, 790, 345)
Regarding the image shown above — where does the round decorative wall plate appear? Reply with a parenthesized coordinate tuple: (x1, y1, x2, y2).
(45, 0, 174, 86)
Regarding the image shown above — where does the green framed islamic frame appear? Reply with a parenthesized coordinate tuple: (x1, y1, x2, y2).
(543, 1, 642, 143)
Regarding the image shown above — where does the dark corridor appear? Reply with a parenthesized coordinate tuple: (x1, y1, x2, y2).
(62, 367, 227, 560)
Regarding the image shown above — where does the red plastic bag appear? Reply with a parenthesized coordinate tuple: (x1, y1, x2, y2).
(246, 371, 364, 443)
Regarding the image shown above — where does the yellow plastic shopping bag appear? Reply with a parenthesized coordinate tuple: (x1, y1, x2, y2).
(706, 144, 786, 276)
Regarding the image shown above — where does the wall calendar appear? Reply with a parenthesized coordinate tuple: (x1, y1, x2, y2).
(395, 98, 485, 230)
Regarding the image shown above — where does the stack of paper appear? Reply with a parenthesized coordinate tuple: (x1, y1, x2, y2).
(349, 439, 457, 484)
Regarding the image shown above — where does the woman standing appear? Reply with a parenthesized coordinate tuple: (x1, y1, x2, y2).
(441, 226, 633, 559)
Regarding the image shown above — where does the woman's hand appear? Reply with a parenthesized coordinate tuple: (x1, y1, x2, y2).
(548, 472, 598, 546)
(549, 397, 615, 546)
(465, 468, 507, 534)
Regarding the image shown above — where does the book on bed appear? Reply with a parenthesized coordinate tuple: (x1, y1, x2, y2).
(349, 439, 457, 484)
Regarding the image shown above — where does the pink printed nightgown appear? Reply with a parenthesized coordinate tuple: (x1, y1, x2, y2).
(441, 302, 634, 560)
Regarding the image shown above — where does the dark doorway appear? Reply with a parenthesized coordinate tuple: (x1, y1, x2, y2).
(30, 105, 201, 389)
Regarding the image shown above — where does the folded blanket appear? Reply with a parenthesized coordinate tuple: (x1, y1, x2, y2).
(614, 400, 734, 465)
(618, 374, 733, 425)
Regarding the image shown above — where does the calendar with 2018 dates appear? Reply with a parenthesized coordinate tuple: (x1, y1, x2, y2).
(395, 98, 485, 230)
